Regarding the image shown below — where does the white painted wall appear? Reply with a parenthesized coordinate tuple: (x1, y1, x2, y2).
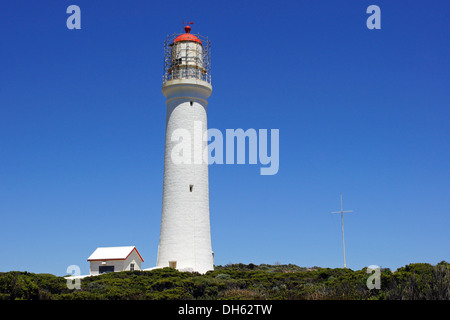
(157, 78, 214, 274)
(124, 250, 142, 271)
(90, 260, 123, 276)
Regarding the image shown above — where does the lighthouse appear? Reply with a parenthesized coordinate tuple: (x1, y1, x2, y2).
(156, 24, 214, 274)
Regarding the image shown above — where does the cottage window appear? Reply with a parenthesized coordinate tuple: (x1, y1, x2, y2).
(99, 266, 114, 274)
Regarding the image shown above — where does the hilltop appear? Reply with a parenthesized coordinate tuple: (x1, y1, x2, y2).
(0, 262, 449, 300)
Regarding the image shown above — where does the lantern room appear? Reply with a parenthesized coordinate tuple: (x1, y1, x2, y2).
(163, 25, 211, 84)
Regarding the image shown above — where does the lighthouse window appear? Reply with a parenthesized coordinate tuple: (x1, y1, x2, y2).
(190, 101, 194, 106)
(189, 184, 194, 192)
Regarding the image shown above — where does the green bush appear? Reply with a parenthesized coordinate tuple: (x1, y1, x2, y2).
(0, 262, 448, 300)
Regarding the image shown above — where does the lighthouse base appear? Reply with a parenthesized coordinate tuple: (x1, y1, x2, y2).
(143, 266, 200, 273)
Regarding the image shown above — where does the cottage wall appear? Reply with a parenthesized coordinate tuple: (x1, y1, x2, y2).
(89, 260, 125, 275)
(123, 250, 142, 271)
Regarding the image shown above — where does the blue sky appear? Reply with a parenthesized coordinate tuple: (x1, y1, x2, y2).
(0, 1, 448, 276)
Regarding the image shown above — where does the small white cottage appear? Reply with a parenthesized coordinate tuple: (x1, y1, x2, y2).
(87, 246, 144, 275)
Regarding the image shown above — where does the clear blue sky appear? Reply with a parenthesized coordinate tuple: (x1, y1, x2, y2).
(0, 1, 448, 276)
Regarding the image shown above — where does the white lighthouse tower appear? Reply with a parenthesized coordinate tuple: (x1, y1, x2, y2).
(156, 24, 214, 274)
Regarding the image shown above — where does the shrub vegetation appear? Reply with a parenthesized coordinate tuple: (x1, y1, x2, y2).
(0, 261, 449, 300)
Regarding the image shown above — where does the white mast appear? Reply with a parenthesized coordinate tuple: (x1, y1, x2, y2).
(331, 193, 353, 268)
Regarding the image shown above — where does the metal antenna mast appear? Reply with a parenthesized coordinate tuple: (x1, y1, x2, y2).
(331, 193, 353, 268)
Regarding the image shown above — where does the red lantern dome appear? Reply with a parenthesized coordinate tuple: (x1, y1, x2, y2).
(173, 25, 202, 45)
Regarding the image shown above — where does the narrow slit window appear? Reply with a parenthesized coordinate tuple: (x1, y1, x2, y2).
(190, 101, 194, 106)
(189, 184, 194, 192)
